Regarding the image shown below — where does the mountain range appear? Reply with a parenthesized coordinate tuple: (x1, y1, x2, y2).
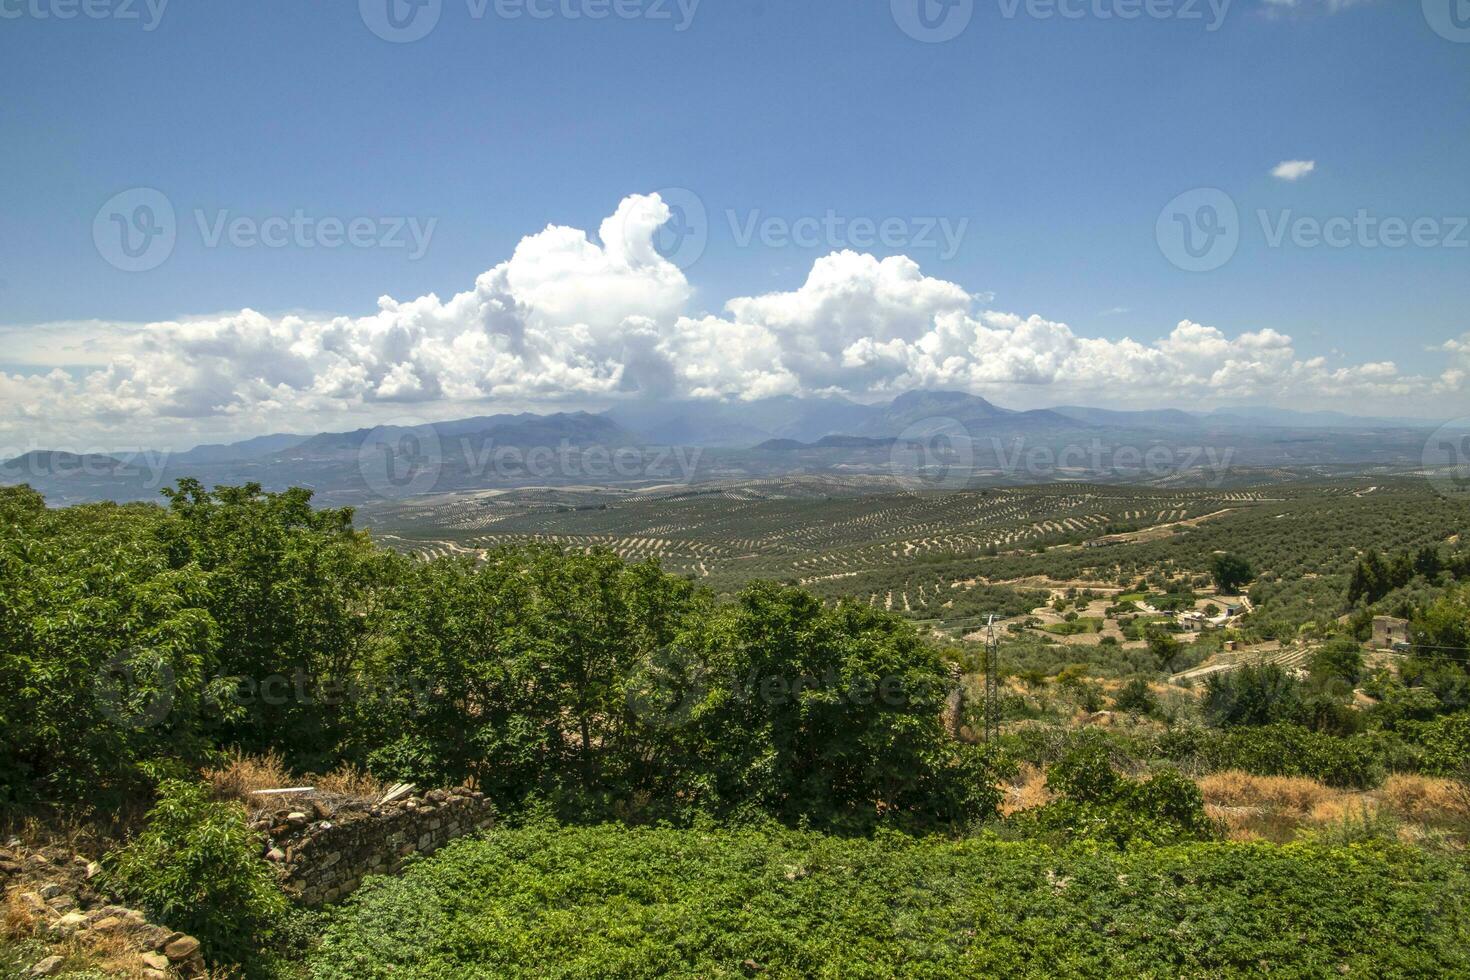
(2, 391, 1455, 506)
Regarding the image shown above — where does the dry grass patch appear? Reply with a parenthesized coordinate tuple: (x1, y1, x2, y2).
(1000, 763, 1053, 817)
(1380, 774, 1470, 824)
(206, 749, 389, 811)
(1197, 770, 1470, 846)
(1198, 771, 1337, 813)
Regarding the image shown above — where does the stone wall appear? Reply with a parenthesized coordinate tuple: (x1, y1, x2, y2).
(1, 841, 206, 978)
(258, 787, 494, 906)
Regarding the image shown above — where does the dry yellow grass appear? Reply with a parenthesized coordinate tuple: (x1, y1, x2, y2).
(205, 748, 295, 801)
(206, 749, 388, 807)
(1308, 796, 1382, 825)
(1380, 774, 1470, 823)
(1196, 770, 1469, 846)
(1198, 771, 1336, 814)
(4, 892, 152, 980)
(1000, 763, 1053, 816)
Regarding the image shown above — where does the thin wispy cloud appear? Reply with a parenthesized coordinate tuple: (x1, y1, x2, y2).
(1271, 159, 1317, 181)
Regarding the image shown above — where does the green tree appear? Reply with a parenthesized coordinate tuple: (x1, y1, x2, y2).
(1209, 553, 1254, 594)
(1309, 637, 1364, 688)
(1145, 627, 1186, 673)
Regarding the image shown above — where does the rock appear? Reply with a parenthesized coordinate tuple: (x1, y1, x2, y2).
(49, 911, 87, 936)
(37, 882, 64, 899)
(45, 894, 75, 912)
(28, 956, 64, 977)
(266, 847, 286, 862)
(142, 951, 171, 970)
(17, 891, 46, 915)
(286, 811, 309, 826)
(133, 924, 173, 950)
(164, 935, 201, 961)
(143, 970, 169, 980)
(85, 861, 101, 879)
(91, 915, 126, 932)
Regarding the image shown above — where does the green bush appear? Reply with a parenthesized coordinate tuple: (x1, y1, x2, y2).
(1112, 677, 1157, 716)
(1026, 735, 1214, 847)
(101, 780, 288, 975)
(309, 822, 1470, 979)
(1178, 724, 1387, 788)
(1411, 712, 1470, 779)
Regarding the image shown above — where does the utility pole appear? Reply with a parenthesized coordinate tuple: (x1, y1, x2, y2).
(982, 614, 1000, 744)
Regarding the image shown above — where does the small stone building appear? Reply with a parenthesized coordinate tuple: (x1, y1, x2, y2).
(1371, 616, 1410, 650)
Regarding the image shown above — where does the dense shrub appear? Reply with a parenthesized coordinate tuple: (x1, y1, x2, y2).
(1111, 677, 1157, 715)
(1410, 712, 1470, 779)
(1025, 734, 1214, 846)
(309, 822, 1470, 979)
(1176, 724, 1388, 788)
(101, 780, 288, 975)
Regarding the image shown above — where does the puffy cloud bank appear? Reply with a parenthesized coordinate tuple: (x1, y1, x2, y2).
(1, 193, 1460, 450)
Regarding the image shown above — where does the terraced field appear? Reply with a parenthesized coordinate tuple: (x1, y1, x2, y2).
(362, 476, 1470, 634)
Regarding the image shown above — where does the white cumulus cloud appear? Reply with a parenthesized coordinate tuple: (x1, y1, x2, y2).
(0, 192, 1458, 451)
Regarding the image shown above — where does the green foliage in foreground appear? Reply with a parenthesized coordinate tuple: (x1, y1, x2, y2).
(101, 780, 289, 976)
(1020, 734, 1214, 847)
(310, 822, 1470, 979)
(0, 483, 989, 832)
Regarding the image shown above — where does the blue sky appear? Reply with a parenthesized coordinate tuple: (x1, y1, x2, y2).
(1, 0, 1467, 446)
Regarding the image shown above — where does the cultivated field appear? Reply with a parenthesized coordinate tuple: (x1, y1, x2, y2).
(363, 476, 1470, 642)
